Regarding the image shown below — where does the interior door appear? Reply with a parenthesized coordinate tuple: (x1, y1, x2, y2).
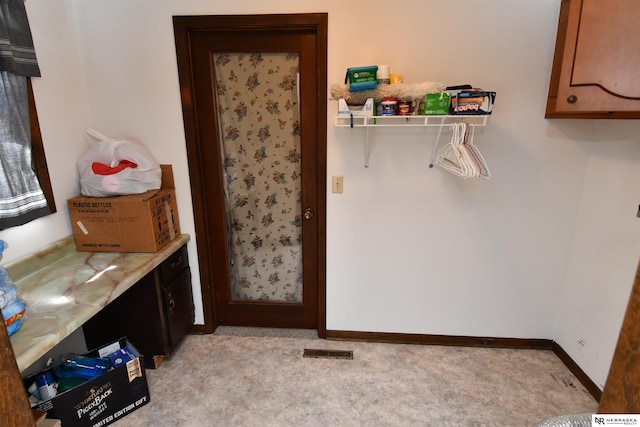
(173, 15, 327, 331)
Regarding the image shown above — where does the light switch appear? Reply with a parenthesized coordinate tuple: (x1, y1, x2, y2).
(332, 176, 343, 194)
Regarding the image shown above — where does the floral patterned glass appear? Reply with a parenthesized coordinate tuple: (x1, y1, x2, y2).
(213, 52, 303, 303)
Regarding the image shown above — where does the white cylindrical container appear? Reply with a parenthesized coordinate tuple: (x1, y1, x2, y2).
(378, 65, 390, 84)
(35, 371, 57, 401)
(381, 98, 397, 115)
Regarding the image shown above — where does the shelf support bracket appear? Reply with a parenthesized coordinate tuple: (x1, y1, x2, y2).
(429, 116, 447, 168)
(364, 125, 370, 168)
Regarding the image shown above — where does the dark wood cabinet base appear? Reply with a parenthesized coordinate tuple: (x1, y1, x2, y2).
(83, 245, 194, 368)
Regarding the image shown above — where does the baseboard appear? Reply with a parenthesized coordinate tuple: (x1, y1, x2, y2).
(325, 330, 601, 402)
(552, 341, 602, 402)
(326, 330, 554, 349)
(189, 324, 214, 334)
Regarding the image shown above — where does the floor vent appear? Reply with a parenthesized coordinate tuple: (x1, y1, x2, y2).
(303, 349, 353, 360)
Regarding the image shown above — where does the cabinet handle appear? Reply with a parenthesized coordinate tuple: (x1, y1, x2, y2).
(567, 95, 578, 104)
(167, 293, 176, 312)
(171, 256, 183, 269)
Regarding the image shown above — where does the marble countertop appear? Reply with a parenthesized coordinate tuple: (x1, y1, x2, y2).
(6, 234, 190, 372)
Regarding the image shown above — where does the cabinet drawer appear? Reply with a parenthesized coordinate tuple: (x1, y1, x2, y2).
(161, 244, 189, 284)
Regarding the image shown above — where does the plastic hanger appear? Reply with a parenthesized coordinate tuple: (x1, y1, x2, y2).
(459, 123, 479, 178)
(465, 125, 491, 179)
(435, 123, 468, 178)
(435, 122, 490, 179)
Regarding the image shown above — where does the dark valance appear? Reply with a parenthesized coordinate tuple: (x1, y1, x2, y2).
(0, 0, 40, 77)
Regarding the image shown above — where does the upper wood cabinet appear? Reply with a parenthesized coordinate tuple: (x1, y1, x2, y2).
(546, 0, 640, 118)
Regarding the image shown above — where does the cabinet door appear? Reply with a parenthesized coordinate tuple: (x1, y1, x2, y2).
(546, 0, 640, 118)
(163, 268, 194, 349)
(83, 271, 168, 367)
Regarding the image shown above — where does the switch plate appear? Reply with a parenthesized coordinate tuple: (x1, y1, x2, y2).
(332, 176, 343, 194)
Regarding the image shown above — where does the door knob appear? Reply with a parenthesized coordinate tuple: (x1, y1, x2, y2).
(303, 207, 314, 220)
(567, 95, 577, 104)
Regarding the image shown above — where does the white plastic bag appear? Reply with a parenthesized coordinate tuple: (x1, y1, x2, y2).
(77, 129, 162, 197)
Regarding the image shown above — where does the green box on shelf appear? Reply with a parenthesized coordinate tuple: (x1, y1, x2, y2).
(345, 66, 378, 92)
(420, 92, 450, 115)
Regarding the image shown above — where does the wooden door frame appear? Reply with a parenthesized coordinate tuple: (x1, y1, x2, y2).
(173, 14, 327, 337)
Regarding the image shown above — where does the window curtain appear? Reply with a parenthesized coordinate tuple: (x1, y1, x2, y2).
(214, 53, 303, 302)
(0, 0, 49, 228)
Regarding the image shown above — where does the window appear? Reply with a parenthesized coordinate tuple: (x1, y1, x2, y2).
(0, 0, 55, 228)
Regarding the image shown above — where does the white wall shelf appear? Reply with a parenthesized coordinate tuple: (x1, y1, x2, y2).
(334, 114, 487, 128)
(334, 114, 489, 167)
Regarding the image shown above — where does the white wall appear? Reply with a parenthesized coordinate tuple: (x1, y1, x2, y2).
(3, 0, 639, 391)
(0, 0, 90, 259)
(551, 120, 640, 389)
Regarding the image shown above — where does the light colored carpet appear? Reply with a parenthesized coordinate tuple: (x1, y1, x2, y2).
(113, 328, 598, 426)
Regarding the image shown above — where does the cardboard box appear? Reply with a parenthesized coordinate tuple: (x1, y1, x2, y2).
(68, 165, 180, 252)
(449, 90, 496, 115)
(420, 92, 450, 116)
(337, 98, 374, 116)
(26, 338, 150, 427)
